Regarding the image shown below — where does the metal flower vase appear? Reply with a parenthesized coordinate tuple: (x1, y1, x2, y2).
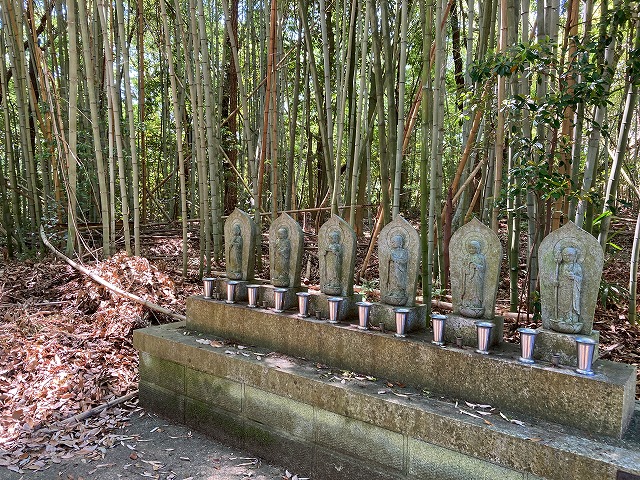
(517, 328, 538, 364)
(203, 278, 215, 299)
(225, 281, 239, 304)
(247, 285, 260, 308)
(475, 321, 494, 354)
(394, 308, 410, 338)
(356, 301, 372, 330)
(327, 297, 343, 324)
(273, 288, 287, 313)
(297, 292, 311, 318)
(575, 337, 598, 376)
(431, 314, 446, 346)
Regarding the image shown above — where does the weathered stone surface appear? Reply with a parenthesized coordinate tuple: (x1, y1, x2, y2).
(244, 386, 315, 440)
(224, 208, 257, 281)
(533, 328, 600, 366)
(136, 324, 640, 479)
(185, 367, 242, 413)
(443, 313, 503, 348)
(449, 218, 502, 320)
(378, 215, 420, 306)
(179, 299, 637, 437)
(539, 221, 603, 335)
(315, 409, 405, 471)
(318, 215, 357, 296)
(269, 213, 304, 288)
(408, 438, 525, 480)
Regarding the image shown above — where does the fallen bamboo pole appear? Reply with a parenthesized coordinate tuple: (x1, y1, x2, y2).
(40, 226, 186, 322)
(60, 391, 139, 425)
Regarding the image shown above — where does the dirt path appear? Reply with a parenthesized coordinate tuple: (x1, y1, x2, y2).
(0, 411, 291, 480)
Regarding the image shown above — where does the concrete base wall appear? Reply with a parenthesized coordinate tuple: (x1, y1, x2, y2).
(134, 323, 640, 480)
(186, 296, 636, 438)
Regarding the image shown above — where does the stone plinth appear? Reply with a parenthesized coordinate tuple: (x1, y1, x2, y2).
(369, 303, 427, 333)
(185, 296, 636, 438)
(533, 328, 600, 366)
(442, 314, 503, 348)
(135, 322, 640, 480)
(308, 291, 362, 322)
(260, 285, 307, 311)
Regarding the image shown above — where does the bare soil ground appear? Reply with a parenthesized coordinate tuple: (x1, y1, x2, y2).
(0, 215, 638, 475)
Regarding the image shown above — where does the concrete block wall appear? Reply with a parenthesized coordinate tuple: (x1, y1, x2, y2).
(134, 323, 640, 480)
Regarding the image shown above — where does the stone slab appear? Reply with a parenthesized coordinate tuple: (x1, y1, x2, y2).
(134, 323, 640, 479)
(182, 298, 636, 437)
(443, 314, 503, 348)
(534, 328, 600, 366)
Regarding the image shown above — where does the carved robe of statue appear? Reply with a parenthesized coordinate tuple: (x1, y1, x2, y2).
(384, 234, 409, 305)
(228, 223, 243, 280)
(322, 230, 343, 295)
(273, 227, 291, 287)
(552, 246, 583, 333)
(460, 240, 486, 318)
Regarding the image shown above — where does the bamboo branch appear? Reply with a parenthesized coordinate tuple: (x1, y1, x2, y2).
(40, 226, 186, 322)
(60, 391, 138, 425)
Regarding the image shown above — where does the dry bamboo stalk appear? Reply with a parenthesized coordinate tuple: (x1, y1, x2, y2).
(40, 226, 186, 322)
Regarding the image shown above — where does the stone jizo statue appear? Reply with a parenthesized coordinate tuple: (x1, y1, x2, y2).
(460, 239, 486, 318)
(322, 230, 343, 295)
(273, 227, 292, 287)
(383, 233, 409, 306)
(227, 223, 243, 280)
(224, 208, 257, 281)
(550, 244, 583, 333)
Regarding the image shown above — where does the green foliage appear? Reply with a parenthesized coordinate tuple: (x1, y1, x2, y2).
(599, 279, 628, 309)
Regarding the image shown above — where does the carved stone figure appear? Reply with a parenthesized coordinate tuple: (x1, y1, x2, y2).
(227, 223, 243, 280)
(460, 240, 486, 318)
(384, 234, 409, 305)
(224, 208, 257, 281)
(449, 217, 501, 321)
(269, 213, 304, 288)
(273, 227, 291, 287)
(538, 222, 603, 335)
(318, 215, 357, 297)
(322, 230, 343, 295)
(550, 244, 584, 333)
(378, 216, 420, 307)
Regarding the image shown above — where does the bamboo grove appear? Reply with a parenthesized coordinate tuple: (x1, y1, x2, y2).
(0, 0, 639, 320)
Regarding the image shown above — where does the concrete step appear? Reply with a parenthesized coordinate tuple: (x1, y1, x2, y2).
(134, 322, 640, 480)
(186, 296, 636, 438)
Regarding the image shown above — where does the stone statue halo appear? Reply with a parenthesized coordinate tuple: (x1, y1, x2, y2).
(385, 227, 407, 247)
(553, 240, 584, 264)
(464, 235, 487, 255)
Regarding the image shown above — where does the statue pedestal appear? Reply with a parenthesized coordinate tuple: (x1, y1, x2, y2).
(308, 292, 362, 321)
(533, 328, 600, 367)
(443, 314, 503, 348)
(260, 285, 307, 311)
(369, 303, 427, 333)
